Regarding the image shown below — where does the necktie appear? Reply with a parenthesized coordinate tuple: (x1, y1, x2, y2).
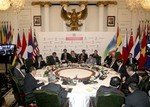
(118, 65, 121, 72)
(130, 58, 132, 64)
(38, 62, 41, 68)
(110, 62, 114, 67)
(64, 54, 67, 60)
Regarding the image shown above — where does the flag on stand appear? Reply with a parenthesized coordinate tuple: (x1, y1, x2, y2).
(138, 25, 147, 69)
(116, 27, 123, 59)
(4, 23, 8, 43)
(12, 33, 22, 65)
(128, 29, 134, 53)
(7, 24, 12, 44)
(1, 24, 6, 44)
(144, 23, 150, 68)
(122, 29, 128, 64)
(0, 23, 1, 44)
(28, 28, 33, 58)
(116, 27, 122, 47)
(21, 31, 27, 57)
(134, 25, 141, 59)
(32, 32, 39, 61)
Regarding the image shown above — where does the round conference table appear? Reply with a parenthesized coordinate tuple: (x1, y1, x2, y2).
(35, 64, 119, 107)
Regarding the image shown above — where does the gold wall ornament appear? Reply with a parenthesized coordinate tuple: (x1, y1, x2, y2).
(61, 5, 88, 31)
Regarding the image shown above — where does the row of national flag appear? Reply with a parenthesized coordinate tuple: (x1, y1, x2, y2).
(0, 22, 13, 44)
(11, 27, 39, 65)
(104, 22, 150, 69)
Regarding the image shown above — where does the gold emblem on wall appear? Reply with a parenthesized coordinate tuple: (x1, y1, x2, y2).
(61, 4, 88, 31)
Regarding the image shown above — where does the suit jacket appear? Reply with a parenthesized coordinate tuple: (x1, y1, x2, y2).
(34, 60, 46, 69)
(104, 56, 112, 65)
(86, 58, 97, 64)
(118, 65, 129, 79)
(13, 68, 25, 86)
(42, 83, 68, 105)
(125, 90, 150, 107)
(94, 86, 124, 106)
(35, 54, 43, 61)
(97, 85, 123, 94)
(23, 73, 44, 94)
(126, 73, 139, 85)
(61, 53, 71, 63)
(126, 58, 138, 66)
(109, 60, 118, 71)
(47, 55, 60, 65)
(70, 55, 78, 63)
(123, 73, 139, 91)
(79, 53, 88, 62)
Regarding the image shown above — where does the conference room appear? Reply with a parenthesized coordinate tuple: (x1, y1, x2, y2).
(0, 0, 150, 107)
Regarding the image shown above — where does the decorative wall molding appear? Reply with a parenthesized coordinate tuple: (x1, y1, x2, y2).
(31, 1, 117, 6)
(60, 1, 69, 7)
(31, 1, 52, 7)
(96, 1, 117, 6)
(79, 1, 88, 6)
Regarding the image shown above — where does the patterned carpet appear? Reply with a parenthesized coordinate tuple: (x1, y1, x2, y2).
(2, 89, 16, 107)
(0, 64, 16, 107)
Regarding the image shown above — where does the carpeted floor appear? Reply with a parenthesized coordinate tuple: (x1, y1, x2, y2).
(2, 89, 16, 107)
(0, 64, 16, 107)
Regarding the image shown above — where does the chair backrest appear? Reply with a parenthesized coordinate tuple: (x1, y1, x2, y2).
(11, 76, 25, 105)
(11, 76, 35, 106)
(96, 92, 125, 107)
(33, 90, 61, 107)
(8, 65, 15, 77)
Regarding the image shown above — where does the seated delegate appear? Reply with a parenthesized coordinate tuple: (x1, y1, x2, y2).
(34, 56, 46, 69)
(91, 76, 124, 105)
(23, 66, 68, 106)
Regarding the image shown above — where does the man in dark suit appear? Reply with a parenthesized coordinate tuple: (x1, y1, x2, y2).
(70, 50, 78, 63)
(24, 66, 68, 105)
(92, 50, 101, 65)
(125, 65, 139, 85)
(126, 53, 138, 69)
(79, 49, 88, 63)
(91, 76, 124, 105)
(125, 82, 150, 107)
(104, 52, 112, 66)
(117, 59, 129, 79)
(108, 57, 118, 71)
(23, 66, 45, 98)
(16, 53, 26, 69)
(47, 52, 60, 65)
(34, 56, 46, 69)
(61, 49, 71, 63)
(42, 78, 68, 105)
(13, 61, 26, 86)
(35, 51, 43, 61)
(122, 65, 139, 95)
(97, 76, 123, 94)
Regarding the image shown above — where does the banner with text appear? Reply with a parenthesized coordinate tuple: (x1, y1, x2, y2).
(37, 32, 115, 61)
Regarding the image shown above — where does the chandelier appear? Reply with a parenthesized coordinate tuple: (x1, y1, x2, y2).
(0, 0, 25, 13)
(126, 0, 150, 11)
